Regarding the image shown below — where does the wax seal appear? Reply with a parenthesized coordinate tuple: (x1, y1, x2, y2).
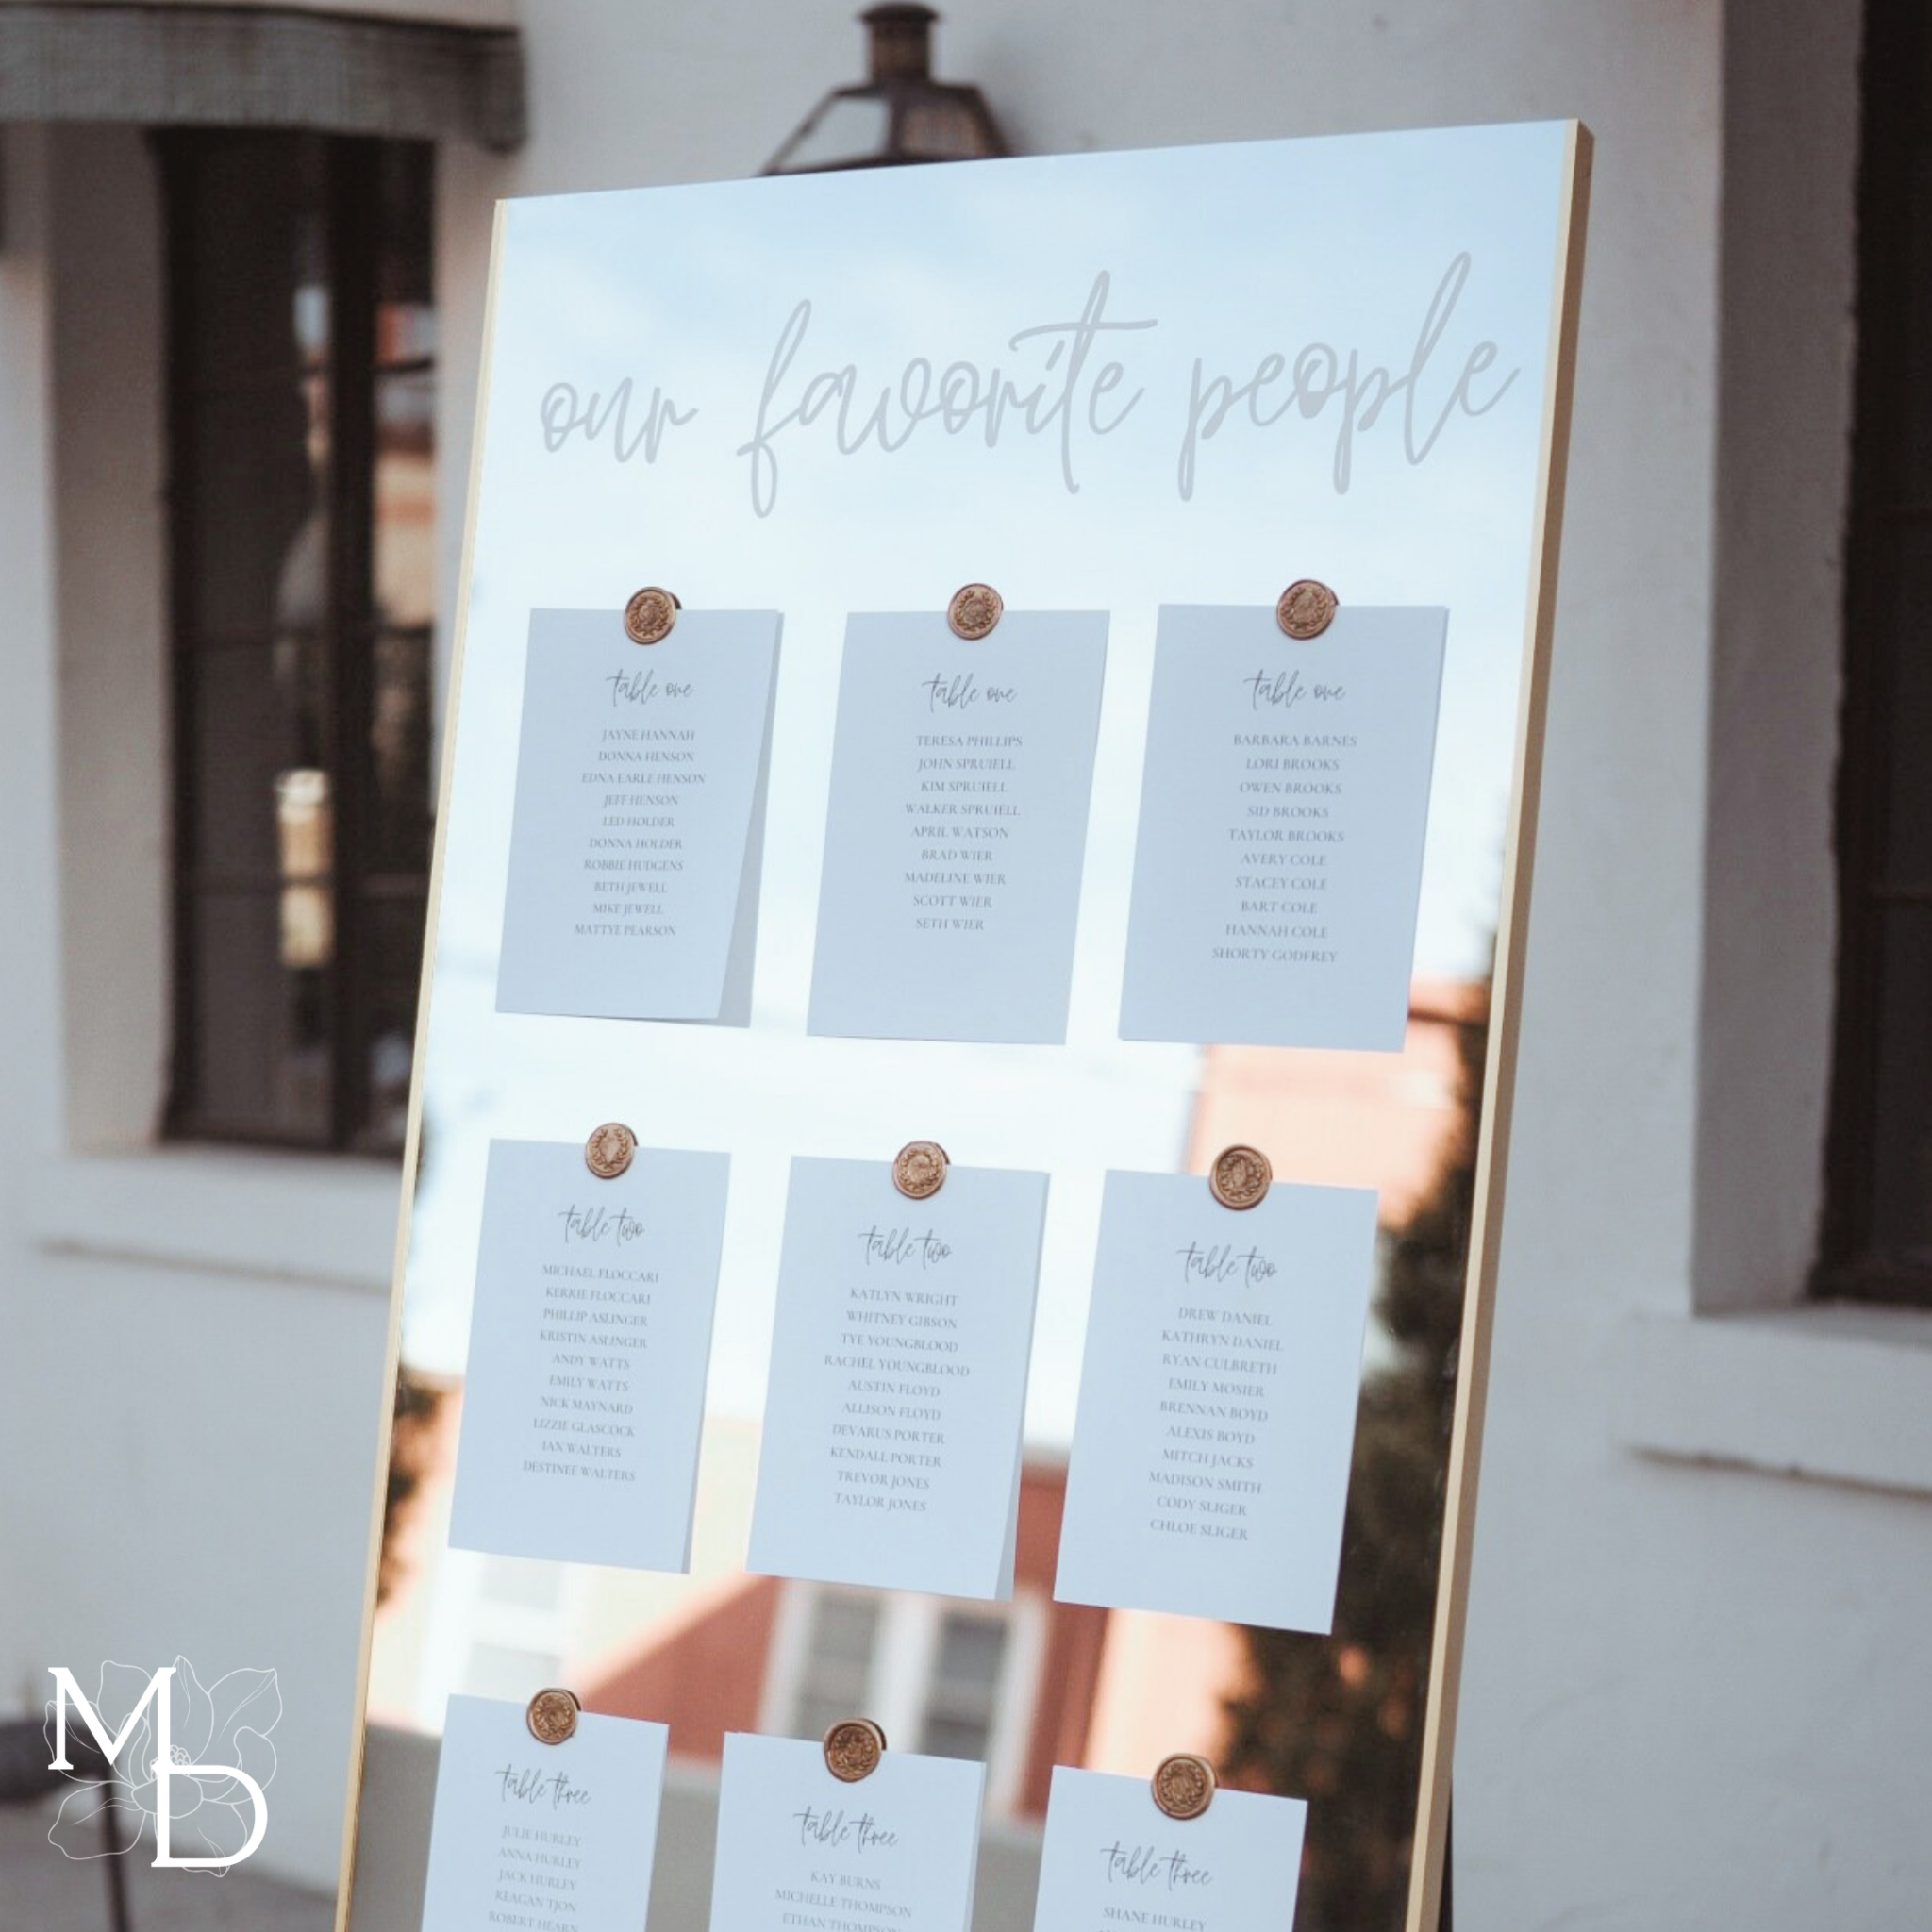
(1152, 1753, 1216, 1820)
(1275, 578, 1338, 640)
(892, 1141, 950, 1201)
(624, 585, 679, 645)
(947, 583, 1003, 641)
(584, 1122, 637, 1180)
(1208, 1144, 1272, 1210)
(823, 1718, 887, 1782)
(525, 1688, 581, 1746)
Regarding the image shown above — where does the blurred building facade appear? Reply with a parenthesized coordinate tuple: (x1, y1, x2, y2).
(1, 1, 1927, 1927)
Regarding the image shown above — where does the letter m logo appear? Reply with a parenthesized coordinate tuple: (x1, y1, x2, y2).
(48, 1665, 270, 1868)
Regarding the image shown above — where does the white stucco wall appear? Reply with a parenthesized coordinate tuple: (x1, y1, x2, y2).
(2, 1, 1928, 1921)
(0, 119, 403, 1895)
(48, 125, 170, 1147)
(1460, 6, 1932, 1925)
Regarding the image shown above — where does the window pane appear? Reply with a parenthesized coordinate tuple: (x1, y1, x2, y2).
(367, 628, 435, 873)
(362, 891, 428, 1152)
(189, 640, 326, 880)
(1876, 525, 1932, 884)
(166, 130, 434, 1151)
(1825, 4, 1932, 1300)
(932, 1612, 1005, 1694)
(793, 1693, 854, 1743)
(773, 97, 891, 173)
(373, 143, 436, 634)
(920, 1715, 993, 1762)
(375, 142, 436, 316)
(375, 375, 436, 630)
(181, 382, 328, 643)
(788, 1592, 879, 1741)
(1870, 907, 1932, 1260)
(173, 134, 327, 385)
(1898, 125, 1932, 493)
(918, 1611, 1007, 1762)
(181, 890, 330, 1140)
(277, 770, 335, 970)
(189, 645, 312, 880)
(808, 1594, 880, 1670)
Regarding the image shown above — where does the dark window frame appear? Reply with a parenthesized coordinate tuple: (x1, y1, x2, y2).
(1819, 0, 1932, 1306)
(158, 128, 434, 1155)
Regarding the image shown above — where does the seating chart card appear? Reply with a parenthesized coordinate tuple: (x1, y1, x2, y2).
(746, 1154, 1047, 1599)
(1055, 1169, 1378, 1633)
(808, 609, 1108, 1043)
(1119, 604, 1447, 1050)
(708, 1733, 984, 1932)
(496, 607, 780, 1022)
(1030, 1766, 1307, 1932)
(418, 1695, 669, 1932)
(449, 1140, 729, 1574)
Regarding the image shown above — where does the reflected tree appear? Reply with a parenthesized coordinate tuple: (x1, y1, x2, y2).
(1220, 1004, 1485, 1929)
(379, 1368, 445, 1607)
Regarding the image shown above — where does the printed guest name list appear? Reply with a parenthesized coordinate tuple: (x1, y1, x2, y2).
(748, 1155, 1047, 1600)
(449, 1140, 728, 1574)
(1120, 603, 1446, 1051)
(809, 610, 1108, 1044)
(419, 1697, 670, 1932)
(498, 607, 780, 1022)
(1057, 1169, 1377, 1634)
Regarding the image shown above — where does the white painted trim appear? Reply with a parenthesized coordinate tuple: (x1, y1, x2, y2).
(980, 1589, 1046, 1815)
(1611, 1307, 1932, 1497)
(757, 1579, 822, 1737)
(25, 1148, 401, 1292)
(876, 1592, 939, 1752)
(462, 1556, 584, 1690)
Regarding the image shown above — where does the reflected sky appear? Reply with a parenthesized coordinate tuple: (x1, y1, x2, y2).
(401, 124, 1567, 1464)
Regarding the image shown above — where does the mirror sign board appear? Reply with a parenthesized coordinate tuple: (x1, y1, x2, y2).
(338, 121, 1591, 1932)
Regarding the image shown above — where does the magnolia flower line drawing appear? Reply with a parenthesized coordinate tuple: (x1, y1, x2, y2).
(43, 1657, 281, 1875)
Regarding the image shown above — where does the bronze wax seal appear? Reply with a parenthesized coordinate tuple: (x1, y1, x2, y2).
(1208, 1144, 1273, 1210)
(823, 1718, 887, 1782)
(1275, 578, 1338, 640)
(624, 586, 678, 645)
(947, 583, 1003, 641)
(892, 1141, 950, 1201)
(525, 1688, 581, 1746)
(1151, 1752, 1216, 1820)
(584, 1122, 638, 1180)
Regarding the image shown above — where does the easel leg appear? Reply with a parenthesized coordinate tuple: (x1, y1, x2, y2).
(97, 1787, 132, 1932)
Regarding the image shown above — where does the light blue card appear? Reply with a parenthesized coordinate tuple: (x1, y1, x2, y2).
(747, 1154, 1047, 1600)
(808, 610, 1108, 1042)
(419, 1695, 668, 1932)
(1030, 1766, 1307, 1932)
(449, 1139, 729, 1574)
(708, 1734, 983, 1932)
(497, 607, 780, 1022)
(1120, 603, 1446, 1050)
(1056, 1168, 1377, 1634)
